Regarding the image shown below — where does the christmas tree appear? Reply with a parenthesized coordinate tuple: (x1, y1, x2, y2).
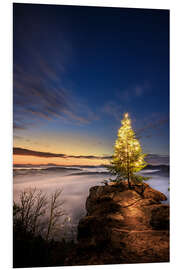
(109, 113, 147, 188)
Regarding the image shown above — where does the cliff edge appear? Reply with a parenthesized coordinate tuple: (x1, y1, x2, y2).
(66, 181, 169, 265)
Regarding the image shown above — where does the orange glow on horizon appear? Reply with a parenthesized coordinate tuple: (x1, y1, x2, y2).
(13, 132, 111, 158)
(13, 154, 109, 166)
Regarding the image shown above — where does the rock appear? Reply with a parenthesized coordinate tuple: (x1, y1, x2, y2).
(143, 183, 167, 201)
(149, 204, 169, 229)
(72, 180, 169, 265)
(110, 229, 169, 263)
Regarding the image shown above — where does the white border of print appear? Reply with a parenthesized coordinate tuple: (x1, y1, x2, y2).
(0, 0, 180, 269)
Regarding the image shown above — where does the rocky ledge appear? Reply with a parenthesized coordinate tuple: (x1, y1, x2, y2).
(66, 181, 169, 265)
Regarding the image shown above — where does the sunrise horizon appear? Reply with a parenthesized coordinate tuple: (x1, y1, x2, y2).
(13, 145, 169, 166)
(13, 4, 170, 267)
(13, 4, 169, 168)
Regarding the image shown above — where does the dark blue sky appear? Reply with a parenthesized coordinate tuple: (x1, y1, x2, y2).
(13, 3, 169, 164)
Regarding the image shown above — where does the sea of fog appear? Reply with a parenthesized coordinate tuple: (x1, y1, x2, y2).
(13, 165, 170, 231)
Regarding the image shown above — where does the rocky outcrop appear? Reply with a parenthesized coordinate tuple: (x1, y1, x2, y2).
(66, 181, 169, 265)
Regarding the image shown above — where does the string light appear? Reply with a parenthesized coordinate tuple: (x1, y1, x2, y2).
(109, 113, 147, 186)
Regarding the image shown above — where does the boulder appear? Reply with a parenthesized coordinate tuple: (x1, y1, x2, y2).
(68, 181, 169, 265)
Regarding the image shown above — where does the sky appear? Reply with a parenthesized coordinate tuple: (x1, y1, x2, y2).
(13, 3, 169, 166)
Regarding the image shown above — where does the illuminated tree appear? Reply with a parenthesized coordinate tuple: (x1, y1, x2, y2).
(109, 113, 147, 188)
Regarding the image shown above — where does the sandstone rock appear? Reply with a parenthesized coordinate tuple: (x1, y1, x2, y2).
(149, 204, 169, 229)
(143, 183, 167, 201)
(110, 229, 169, 263)
(73, 181, 169, 265)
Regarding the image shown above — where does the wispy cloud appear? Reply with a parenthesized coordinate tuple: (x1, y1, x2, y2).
(101, 101, 122, 121)
(13, 12, 97, 131)
(116, 81, 151, 102)
(13, 122, 27, 130)
(13, 57, 97, 130)
(101, 82, 151, 121)
(13, 135, 23, 140)
(135, 115, 169, 138)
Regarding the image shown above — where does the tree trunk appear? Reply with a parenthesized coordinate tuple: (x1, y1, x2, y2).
(126, 141, 131, 189)
(128, 172, 131, 189)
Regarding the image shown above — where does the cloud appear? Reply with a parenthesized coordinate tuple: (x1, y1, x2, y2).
(135, 116, 169, 137)
(13, 122, 27, 130)
(134, 86, 143, 97)
(13, 147, 169, 165)
(13, 147, 112, 160)
(145, 154, 169, 165)
(101, 82, 150, 121)
(116, 81, 150, 102)
(13, 12, 97, 131)
(13, 135, 23, 140)
(102, 101, 122, 121)
(13, 60, 98, 130)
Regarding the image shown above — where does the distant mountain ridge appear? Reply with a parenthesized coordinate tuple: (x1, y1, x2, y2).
(145, 164, 169, 172)
(13, 164, 169, 168)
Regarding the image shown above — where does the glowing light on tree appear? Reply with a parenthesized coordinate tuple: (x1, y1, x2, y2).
(108, 113, 147, 188)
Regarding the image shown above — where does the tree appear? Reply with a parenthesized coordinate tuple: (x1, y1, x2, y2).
(45, 189, 65, 241)
(108, 113, 147, 188)
(13, 188, 48, 234)
(13, 188, 65, 240)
